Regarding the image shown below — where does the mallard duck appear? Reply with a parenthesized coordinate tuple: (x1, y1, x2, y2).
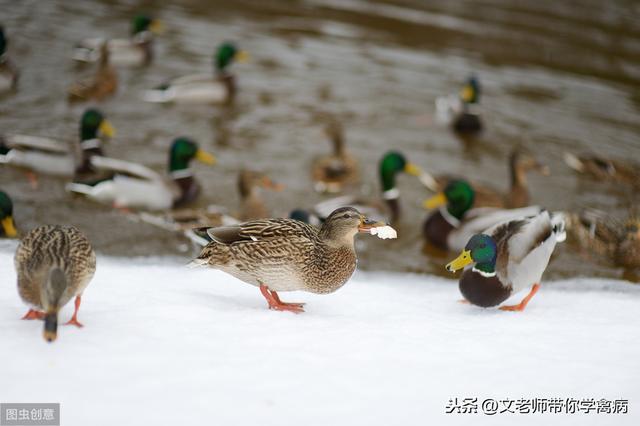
(189, 207, 395, 313)
(312, 121, 359, 193)
(420, 149, 549, 208)
(0, 109, 115, 180)
(445, 210, 565, 311)
(143, 42, 248, 104)
(68, 43, 117, 102)
(0, 190, 18, 237)
(66, 137, 215, 210)
(563, 152, 640, 189)
(422, 179, 542, 252)
(436, 75, 482, 135)
(0, 26, 18, 93)
(73, 14, 162, 66)
(15, 225, 96, 341)
(566, 209, 640, 269)
(312, 151, 424, 224)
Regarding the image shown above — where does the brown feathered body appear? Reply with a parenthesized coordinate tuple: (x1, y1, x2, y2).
(68, 44, 117, 102)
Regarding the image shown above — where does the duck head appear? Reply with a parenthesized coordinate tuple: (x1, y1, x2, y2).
(215, 42, 248, 73)
(446, 233, 497, 276)
(131, 14, 163, 36)
(319, 207, 385, 246)
(168, 137, 216, 176)
(80, 108, 115, 144)
(379, 151, 422, 222)
(423, 179, 475, 221)
(0, 191, 17, 238)
(460, 75, 480, 104)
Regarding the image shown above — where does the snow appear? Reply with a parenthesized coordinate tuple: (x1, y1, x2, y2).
(0, 246, 639, 426)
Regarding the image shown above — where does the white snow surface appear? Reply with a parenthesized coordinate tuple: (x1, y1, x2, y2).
(1, 245, 639, 426)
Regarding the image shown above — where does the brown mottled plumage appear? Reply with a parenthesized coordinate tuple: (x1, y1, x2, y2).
(564, 152, 640, 189)
(311, 122, 359, 193)
(15, 225, 96, 342)
(68, 43, 117, 102)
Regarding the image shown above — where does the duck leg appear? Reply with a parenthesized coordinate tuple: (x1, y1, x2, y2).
(259, 283, 305, 313)
(21, 309, 45, 320)
(500, 283, 540, 312)
(64, 296, 84, 327)
(26, 171, 39, 190)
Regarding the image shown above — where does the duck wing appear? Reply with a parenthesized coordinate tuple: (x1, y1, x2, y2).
(196, 219, 318, 245)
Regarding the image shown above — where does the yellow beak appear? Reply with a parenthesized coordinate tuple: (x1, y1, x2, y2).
(235, 50, 249, 63)
(423, 192, 447, 210)
(446, 249, 473, 273)
(404, 163, 422, 177)
(2, 216, 18, 238)
(195, 149, 216, 165)
(150, 20, 164, 34)
(461, 85, 474, 103)
(99, 120, 116, 139)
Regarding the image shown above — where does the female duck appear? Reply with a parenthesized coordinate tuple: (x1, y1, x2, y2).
(312, 121, 359, 193)
(0, 26, 18, 93)
(66, 137, 215, 210)
(68, 44, 117, 102)
(446, 211, 565, 311)
(143, 42, 248, 104)
(15, 225, 96, 341)
(0, 191, 18, 238)
(564, 152, 639, 189)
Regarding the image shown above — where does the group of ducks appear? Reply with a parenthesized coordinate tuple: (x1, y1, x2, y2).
(1, 15, 639, 343)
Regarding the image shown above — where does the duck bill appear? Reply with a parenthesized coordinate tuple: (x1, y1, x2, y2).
(261, 177, 284, 191)
(195, 149, 216, 165)
(423, 192, 447, 210)
(460, 85, 474, 103)
(150, 19, 164, 34)
(1, 216, 17, 237)
(404, 162, 423, 177)
(235, 50, 249, 63)
(99, 119, 116, 139)
(446, 250, 473, 273)
(358, 216, 386, 233)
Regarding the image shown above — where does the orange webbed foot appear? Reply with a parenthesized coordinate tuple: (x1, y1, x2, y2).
(22, 309, 45, 320)
(64, 317, 84, 328)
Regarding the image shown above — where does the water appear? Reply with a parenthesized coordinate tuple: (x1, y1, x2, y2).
(1, 0, 639, 281)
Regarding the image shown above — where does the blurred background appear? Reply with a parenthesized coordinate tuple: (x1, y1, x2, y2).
(1, 0, 639, 281)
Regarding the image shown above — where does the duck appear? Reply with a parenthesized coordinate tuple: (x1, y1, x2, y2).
(422, 179, 543, 252)
(563, 152, 640, 189)
(143, 42, 248, 104)
(73, 14, 162, 66)
(436, 75, 482, 135)
(312, 121, 359, 193)
(0, 108, 115, 180)
(445, 210, 566, 311)
(312, 151, 424, 224)
(66, 137, 216, 210)
(15, 225, 96, 341)
(189, 207, 394, 313)
(68, 43, 117, 102)
(566, 209, 640, 269)
(420, 149, 549, 208)
(0, 190, 18, 237)
(0, 26, 18, 93)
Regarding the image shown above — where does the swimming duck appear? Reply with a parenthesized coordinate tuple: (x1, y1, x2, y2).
(15, 225, 96, 341)
(73, 14, 163, 66)
(436, 75, 482, 135)
(66, 137, 216, 210)
(0, 26, 18, 93)
(189, 207, 394, 313)
(143, 42, 248, 104)
(446, 210, 565, 311)
(0, 191, 18, 237)
(312, 151, 424, 223)
(312, 121, 359, 193)
(422, 179, 542, 252)
(563, 152, 639, 189)
(420, 149, 549, 208)
(68, 43, 117, 102)
(0, 109, 115, 179)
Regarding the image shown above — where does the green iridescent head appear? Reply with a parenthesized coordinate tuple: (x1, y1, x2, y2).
(169, 137, 216, 172)
(0, 190, 17, 238)
(131, 14, 158, 35)
(80, 109, 114, 141)
(0, 26, 7, 56)
(215, 42, 247, 72)
(446, 234, 497, 275)
(460, 75, 480, 104)
(423, 179, 475, 220)
(378, 151, 422, 192)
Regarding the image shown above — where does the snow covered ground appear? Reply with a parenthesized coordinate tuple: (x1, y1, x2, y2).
(1, 244, 639, 426)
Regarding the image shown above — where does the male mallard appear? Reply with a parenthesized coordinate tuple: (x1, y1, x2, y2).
(143, 42, 248, 104)
(189, 207, 394, 313)
(566, 209, 640, 269)
(68, 43, 117, 102)
(422, 179, 542, 252)
(312, 121, 359, 193)
(420, 149, 549, 208)
(445, 211, 565, 311)
(436, 75, 482, 135)
(66, 137, 215, 210)
(0, 190, 18, 237)
(0, 109, 115, 179)
(15, 225, 96, 341)
(563, 152, 640, 189)
(73, 14, 162, 66)
(0, 26, 18, 93)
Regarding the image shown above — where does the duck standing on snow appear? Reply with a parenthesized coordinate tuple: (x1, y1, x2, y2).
(68, 43, 117, 102)
(73, 14, 163, 66)
(563, 152, 639, 189)
(66, 137, 216, 210)
(422, 179, 543, 252)
(0, 191, 18, 238)
(15, 225, 96, 342)
(0, 26, 18, 93)
(312, 121, 359, 193)
(143, 42, 248, 104)
(189, 207, 397, 313)
(445, 211, 565, 311)
(436, 75, 482, 135)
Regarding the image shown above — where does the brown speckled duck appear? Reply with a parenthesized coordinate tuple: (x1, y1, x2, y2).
(15, 225, 96, 342)
(312, 121, 359, 193)
(189, 207, 389, 313)
(564, 152, 640, 189)
(68, 43, 117, 102)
